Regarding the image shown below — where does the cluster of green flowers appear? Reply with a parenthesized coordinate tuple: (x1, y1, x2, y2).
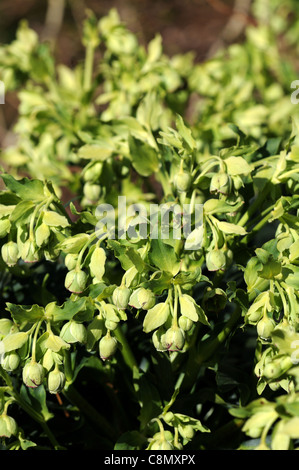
(0, 0, 299, 451)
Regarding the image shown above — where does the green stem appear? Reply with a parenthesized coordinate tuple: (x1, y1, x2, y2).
(113, 326, 138, 371)
(275, 280, 289, 319)
(238, 182, 271, 228)
(83, 43, 95, 92)
(31, 320, 43, 362)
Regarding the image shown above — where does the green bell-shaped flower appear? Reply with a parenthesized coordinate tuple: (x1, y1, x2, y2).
(20, 238, 40, 263)
(64, 253, 78, 270)
(163, 325, 185, 352)
(64, 269, 87, 294)
(174, 171, 192, 193)
(2, 351, 20, 372)
(22, 360, 45, 388)
(1, 241, 19, 267)
(99, 332, 118, 360)
(48, 366, 66, 394)
(210, 172, 231, 195)
(257, 315, 275, 340)
(137, 287, 156, 310)
(83, 182, 102, 202)
(112, 285, 131, 310)
(70, 321, 87, 344)
(206, 249, 226, 271)
(151, 439, 174, 450)
(0, 414, 18, 438)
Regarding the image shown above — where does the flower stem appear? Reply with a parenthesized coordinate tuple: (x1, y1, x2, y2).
(113, 325, 138, 371)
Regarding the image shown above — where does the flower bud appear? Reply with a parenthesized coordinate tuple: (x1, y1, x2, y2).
(22, 360, 45, 388)
(178, 424, 195, 440)
(257, 316, 275, 340)
(232, 175, 243, 191)
(137, 287, 156, 310)
(206, 249, 226, 271)
(163, 411, 174, 424)
(2, 351, 20, 372)
(263, 359, 283, 380)
(210, 173, 231, 195)
(151, 438, 174, 450)
(48, 367, 66, 394)
(83, 162, 103, 182)
(64, 253, 78, 270)
(83, 182, 102, 202)
(1, 241, 19, 267)
(178, 315, 193, 332)
(70, 321, 87, 344)
(65, 269, 87, 293)
(0, 414, 18, 438)
(112, 286, 131, 309)
(99, 332, 118, 360)
(35, 222, 50, 247)
(105, 319, 118, 331)
(86, 316, 105, 351)
(246, 426, 263, 439)
(225, 249, 234, 267)
(152, 328, 167, 352)
(174, 171, 192, 193)
(20, 239, 40, 263)
(163, 325, 185, 352)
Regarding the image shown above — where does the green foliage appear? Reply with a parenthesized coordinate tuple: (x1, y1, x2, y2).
(0, 0, 299, 451)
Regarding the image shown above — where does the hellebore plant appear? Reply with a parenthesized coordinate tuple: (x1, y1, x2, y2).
(0, 1, 299, 451)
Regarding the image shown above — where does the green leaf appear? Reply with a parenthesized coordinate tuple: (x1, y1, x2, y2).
(2, 332, 29, 352)
(143, 302, 170, 333)
(59, 233, 90, 254)
(78, 143, 113, 161)
(225, 156, 251, 176)
(128, 135, 159, 177)
(215, 220, 247, 236)
(175, 114, 195, 151)
(203, 198, 244, 215)
(179, 294, 209, 325)
(1, 174, 46, 202)
(148, 239, 180, 275)
(179, 294, 198, 321)
(257, 258, 281, 279)
(43, 210, 69, 227)
(6, 303, 45, 324)
(20, 384, 53, 421)
(89, 246, 106, 281)
(174, 413, 210, 433)
(136, 91, 162, 131)
(44, 333, 70, 353)
(50, 298, 88, 322)
(10, 200, 35, 226)
(125, 247, 147, 273)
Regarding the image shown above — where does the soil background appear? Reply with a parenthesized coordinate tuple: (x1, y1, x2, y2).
(0, 0, 255, 146)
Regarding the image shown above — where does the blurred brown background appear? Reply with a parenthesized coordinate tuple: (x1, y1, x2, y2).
(0, 0, 254, 63)
(0, 0, 255, 148)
